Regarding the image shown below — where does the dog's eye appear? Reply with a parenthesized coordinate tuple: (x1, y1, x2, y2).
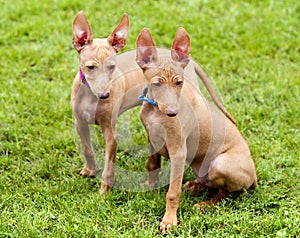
(108, 65, 115, 70)
(153, 82, 161, 87)
(176, 81, 183, 86)
(87, 65, 95, 70)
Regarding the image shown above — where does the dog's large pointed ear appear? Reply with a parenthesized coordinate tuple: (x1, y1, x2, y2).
(136, 28, 158, 69)
(171, 27, 190, 68)
(72, 11, 93, 52)
(107, 13, 129, 53)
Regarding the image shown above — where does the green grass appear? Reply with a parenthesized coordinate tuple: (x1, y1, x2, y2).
(0, 0, 299, 237)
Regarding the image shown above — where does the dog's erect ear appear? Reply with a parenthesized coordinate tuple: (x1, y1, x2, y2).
(136, 28, 158, 69)
(72, 11, 93, 52)
(171, 27, 190, 68)
(108, 13, 129, 53)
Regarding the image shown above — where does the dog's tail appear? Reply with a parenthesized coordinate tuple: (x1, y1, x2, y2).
(193, 61, 236, 125)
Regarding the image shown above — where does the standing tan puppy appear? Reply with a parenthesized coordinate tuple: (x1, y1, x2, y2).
(71, 11, 139, 194)
(136, 28, 257, 232)
(71, 11, 234, 195)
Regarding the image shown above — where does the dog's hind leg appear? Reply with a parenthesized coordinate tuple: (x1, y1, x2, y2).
(194, 152, 256, 207)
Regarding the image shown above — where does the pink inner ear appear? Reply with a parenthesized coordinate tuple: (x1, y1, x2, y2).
(78, 32, 88, 47)
(171, 28, 190, 63)
(111, 33, 126, 50)
(73, 31, 89, 52)
(175, 45, 190, 62)
(72, 16, 93, 52)
(136, 28, 158, 68)
(109, 29, 128, 52)
(175, 45, 189, 54)
(137, 47, 153, 63)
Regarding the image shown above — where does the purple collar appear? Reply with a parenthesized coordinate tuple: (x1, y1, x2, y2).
(79, 68, 90, 88)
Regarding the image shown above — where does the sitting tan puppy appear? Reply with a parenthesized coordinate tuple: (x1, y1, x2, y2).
(136, 27, 257, 232)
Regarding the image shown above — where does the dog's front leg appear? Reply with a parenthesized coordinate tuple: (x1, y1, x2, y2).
(75, 119, 97, 177)
(145, 143, 161, 187)
(99, 120, 117, 195)
(160, 147, 186, 233)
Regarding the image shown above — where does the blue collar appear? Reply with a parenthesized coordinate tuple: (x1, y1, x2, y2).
(138, 86, 158, 107)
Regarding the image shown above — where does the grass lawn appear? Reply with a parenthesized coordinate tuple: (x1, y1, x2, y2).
(0, 0, 299, 237)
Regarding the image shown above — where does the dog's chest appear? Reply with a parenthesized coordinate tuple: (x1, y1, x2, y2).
(140, 105, 165, 129)
(140, 106, 177, 157)
(74, 88, 112, 124)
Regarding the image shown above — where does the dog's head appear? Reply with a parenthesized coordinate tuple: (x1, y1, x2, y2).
(72, 11, 129, 99)
(136, 27, 190, 116)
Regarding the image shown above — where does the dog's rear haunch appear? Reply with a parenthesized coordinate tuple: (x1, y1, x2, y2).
(136, 27, 257, 233)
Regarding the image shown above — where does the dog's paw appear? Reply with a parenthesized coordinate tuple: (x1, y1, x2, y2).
(195, 189, 230, 208)
(194, 200, 213, 209)
(99, 184, 112, 195)
(193, 190, 231, 211)
(79, 167, 96, 178)
(160, 215, 177, 233)
(183, 180, 205, 193)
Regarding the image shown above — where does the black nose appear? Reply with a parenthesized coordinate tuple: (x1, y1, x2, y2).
(166, 112, 177, 117)
(166, 108, 178, 117)
(98, 92, 110, 99)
